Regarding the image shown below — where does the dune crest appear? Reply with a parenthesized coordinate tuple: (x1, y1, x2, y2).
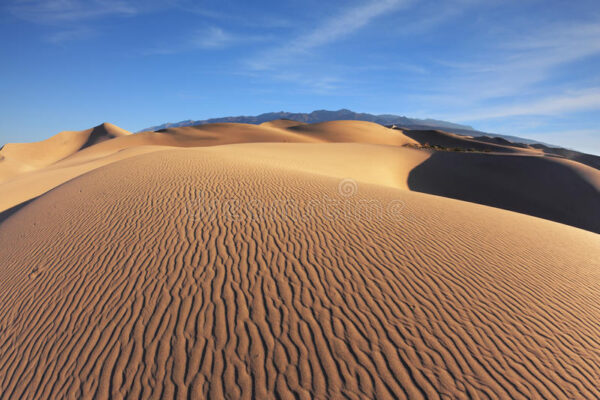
(259, 119, 307, 129)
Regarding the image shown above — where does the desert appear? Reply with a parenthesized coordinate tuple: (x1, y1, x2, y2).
(1, 119, 599, 399)
(2, 0, 599, 398)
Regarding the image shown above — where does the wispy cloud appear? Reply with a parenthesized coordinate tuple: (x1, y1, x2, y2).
(434, 21, 600, 101)
(394, 0, 482, 35)
(191, 27, 235, 49)
(247, 0, 413, 70)
(446, 88, 600, 121)
(143, 26, 268, 55)
(271, 73, 343, 94)
(238, 0, 415, 94)
(177, 3, 292, 29)
(44, 27, 95, 44)
(8, 0, 184, 47)
(8, 0, 143, 22)
(522, 129, 600, 155)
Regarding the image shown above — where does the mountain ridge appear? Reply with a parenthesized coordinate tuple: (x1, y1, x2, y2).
(140, 109, 474, 133)
(139, 109, 564, 148)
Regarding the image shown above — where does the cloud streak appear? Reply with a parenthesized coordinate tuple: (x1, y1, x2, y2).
(143, 26, 269, 55)
(247, 0, 412, 70)
(8, 0, 174, 23)
(191, 27, 236, 49)
(447, 88, 600, 121)
(434, 21, 600, 101)
(44, 27, 95, 44)
(9, 0, 136, 22)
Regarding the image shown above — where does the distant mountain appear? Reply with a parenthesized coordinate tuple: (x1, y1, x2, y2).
(138, 109, 567, 150)
(140, 109, 475, 133)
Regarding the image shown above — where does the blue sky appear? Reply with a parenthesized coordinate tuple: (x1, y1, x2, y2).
(1, 0, 599, 154)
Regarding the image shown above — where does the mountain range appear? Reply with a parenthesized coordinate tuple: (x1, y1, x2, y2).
(141, 109, 475, 133)
(140, 109, 556, 147)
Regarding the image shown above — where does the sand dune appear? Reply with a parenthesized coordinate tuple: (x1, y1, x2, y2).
(1, 120, 599, 399)
(399, 128, 540, 154)
(157, 120, 418, 147)
(2, 120, 597, 233)
(0, 145, 170, 213)
(289, 120, 419, 146)
(530, 143, 600, 170)
(0, 142, 428, 214)
(0, 149, 599, 399)
(0, 121, 419, 213)
(0, 123, 130, 183)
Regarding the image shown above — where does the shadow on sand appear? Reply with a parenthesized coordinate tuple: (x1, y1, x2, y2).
(407, 151, 600, 234)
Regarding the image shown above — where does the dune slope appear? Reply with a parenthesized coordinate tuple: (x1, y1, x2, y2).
(0, 149, 599, 399)
(206, 143, 430, 190)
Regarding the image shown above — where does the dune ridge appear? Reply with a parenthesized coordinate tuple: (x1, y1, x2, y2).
(1, 120, 598, 233)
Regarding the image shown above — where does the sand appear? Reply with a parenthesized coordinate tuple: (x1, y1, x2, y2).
(0, 120, 599, 399)
(0, 123, 130, 184)
(408, 152, 600, 233)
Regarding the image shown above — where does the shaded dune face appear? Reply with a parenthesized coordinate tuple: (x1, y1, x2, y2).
(408, 152, 600, 233)
(0, 150, 599, 399)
